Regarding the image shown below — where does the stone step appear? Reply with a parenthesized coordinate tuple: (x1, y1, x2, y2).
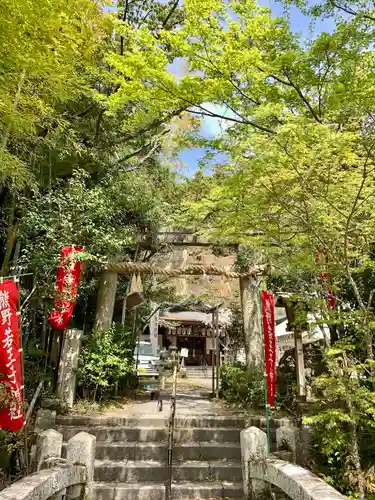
(56, 415, 246, 428)
(94, 460, 242, 483)
(184, 369, 212, 372)
(184, 368, 212, 373)
(57, 426, 241, 443)
(92, 442, 241, 461)
(93, 481, 243, 500)
(184, 370, 212, 374)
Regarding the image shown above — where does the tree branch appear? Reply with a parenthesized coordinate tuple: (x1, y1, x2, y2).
(187, 108, 275, 135)
(75, 104, 96, 118)
(329, 0, 375, 21)
(162, 0, 179, 28)
(120, 0, 129, 56)
(343, 144, 375, 309)
(117, 129, 169, 164)
(95, 109, 105, 141)
(282, 70, 323, 123)
(112, 106, 186, 144)
(367, 288, 375, 312)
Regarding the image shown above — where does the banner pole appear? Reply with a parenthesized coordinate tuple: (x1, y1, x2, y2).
(258, 290, 271, 455)
(211, 311, 215, 397)
(12, 277, 27, 471)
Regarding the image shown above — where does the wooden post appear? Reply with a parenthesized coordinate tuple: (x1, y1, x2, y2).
(121, 297, 126, 326)
(285, 303, 307, 400)
(294, 329, 306, 400)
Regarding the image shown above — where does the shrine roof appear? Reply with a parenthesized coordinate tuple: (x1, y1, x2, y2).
(159, 310, 231, 326)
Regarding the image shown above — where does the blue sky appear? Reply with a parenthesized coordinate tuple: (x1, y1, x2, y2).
(108, 1, 335, 177)
(175, 0, 335, 177)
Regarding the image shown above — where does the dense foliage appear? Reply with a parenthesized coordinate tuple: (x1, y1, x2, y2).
(161, 2, 375, 496)
(0, 0, 189, 484)
(305, 345, 375, 498)
(220, 362, 264, 409)
(3, 0, 375, 497)
(77, 324, 135, 401)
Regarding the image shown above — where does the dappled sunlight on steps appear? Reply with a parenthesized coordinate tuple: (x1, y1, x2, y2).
(56, 392, 247, 500)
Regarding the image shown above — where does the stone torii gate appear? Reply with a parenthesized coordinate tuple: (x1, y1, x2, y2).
(94, 261, 268, 370)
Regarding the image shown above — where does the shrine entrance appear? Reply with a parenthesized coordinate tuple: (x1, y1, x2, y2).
(102, 260, 267, 397)
(177, 336, 205, 365)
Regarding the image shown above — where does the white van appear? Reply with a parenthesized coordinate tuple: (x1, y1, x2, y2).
(134, 341, 160, 378)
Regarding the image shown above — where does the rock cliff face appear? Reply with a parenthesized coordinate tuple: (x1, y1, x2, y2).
(155, 246, 239, 303)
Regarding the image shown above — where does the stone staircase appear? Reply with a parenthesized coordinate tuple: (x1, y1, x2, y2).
(56, 414, 245, 500)
(184, 366, 213, 379)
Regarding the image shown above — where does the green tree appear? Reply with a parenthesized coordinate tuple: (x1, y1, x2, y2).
(0, 0, 108, 186)
(161, 0, 375, 368)
(305, 344, 375, 499)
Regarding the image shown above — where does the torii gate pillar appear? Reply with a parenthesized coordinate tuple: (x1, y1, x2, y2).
(240, 276, 263, 368)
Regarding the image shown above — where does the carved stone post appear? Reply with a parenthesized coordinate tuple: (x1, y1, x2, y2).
(36, 429, 65, 500)
(56, 329, 83, 409)
(35, 429, 62, 472)
(66, 432, 96, 500)
(239, 276, 262, 368)
(240, 426, 269, 499)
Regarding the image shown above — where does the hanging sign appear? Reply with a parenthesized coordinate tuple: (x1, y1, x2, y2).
(48, 246, 84, 330)
(261, 290, 276, 407)
(0, 280, 24, 431)
(180, 347, 189, 358)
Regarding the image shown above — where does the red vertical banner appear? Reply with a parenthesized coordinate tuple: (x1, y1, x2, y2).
(261, 290, 276, 407)
(320, 273, 335, 310)
(48, 246, 84, 330)
(0, 280, 24, 431)
(316, 250, 335, 310)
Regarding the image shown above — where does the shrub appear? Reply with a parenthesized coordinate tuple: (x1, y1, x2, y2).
(220, 362, 264, 409)
(276, 340, 327, 412)
(304, 344, 375, 499)
(77, 323, 134, 401)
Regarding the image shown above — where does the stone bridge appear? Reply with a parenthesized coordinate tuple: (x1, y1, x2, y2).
(0, 429, 95, 500)
(0, 413, 346, 500)
(241, 426, 346, 500)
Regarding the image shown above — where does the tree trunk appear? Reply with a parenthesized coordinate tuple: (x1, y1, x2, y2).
(239, 276, 262, 368)
(343, 353, 366, 500)
(328, 324, 338, 344)
(93, 270, 118, 332)
(348, 419, 366, 500)
(1, 70, 25, 152)
(364, 327, 375, 391)
(1, 196, 17, 277)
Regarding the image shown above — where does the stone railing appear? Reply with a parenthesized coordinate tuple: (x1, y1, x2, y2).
(0, 429, 96, 500)
(241, 426, 347, 500)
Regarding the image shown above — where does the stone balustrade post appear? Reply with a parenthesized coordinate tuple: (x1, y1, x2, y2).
(35, 429, 62, 472)
(276, 426, 299, 463)
(35, 429, 64, 500)
(31, 409, 58, 471)
(56, 328, 83, 409)
(66, 432, 96, 500)
(240, 426, 269, 499)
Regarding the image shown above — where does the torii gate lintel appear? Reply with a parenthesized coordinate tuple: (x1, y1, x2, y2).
(104, 261, 268, 279)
